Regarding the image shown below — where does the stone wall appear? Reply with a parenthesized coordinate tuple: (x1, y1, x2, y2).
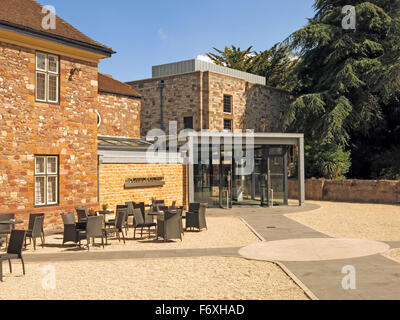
(99, 163, 188, 210)
(288, 178, 400, 204)
(206, 72, 290, 132)
(129, 71, 292, 136)
(97, 92, 141, 138)
(129, 72, 202, 136)
(0, 41, 100, 231)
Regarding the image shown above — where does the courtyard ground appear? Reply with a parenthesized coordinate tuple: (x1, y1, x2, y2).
(0, 215, 308, 300)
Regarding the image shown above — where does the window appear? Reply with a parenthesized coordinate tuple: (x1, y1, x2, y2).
(224, 119, 232, 131)
(184, 116, 193, 130)
(223, 95, 232, 113)
(36, 52, 59, 104)
(34, 156, 59, 206)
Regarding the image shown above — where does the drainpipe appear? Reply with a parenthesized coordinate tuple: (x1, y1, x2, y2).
(158, 80, 165, 131)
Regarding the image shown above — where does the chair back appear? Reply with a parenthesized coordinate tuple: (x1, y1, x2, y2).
(28, 213, 44, 230)
(132, 208, 144, 226)
(115, 208, 127, 230)
(0, 213, 15, 233)
(62, 212, 76, 225)
(134, 202, 145, 215)
(189, 203, 201, 213)
(76, 208, 88, 222)
(86, 216, 103, 237)
(7, 230, 26, 255)
(125, 202, 135, 216)
(171, 201, 177, 208)
(32, 216, 44, 237)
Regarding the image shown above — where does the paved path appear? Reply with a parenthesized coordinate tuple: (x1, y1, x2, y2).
(23, 247, 241, 263)
(239, 208, 400, 300)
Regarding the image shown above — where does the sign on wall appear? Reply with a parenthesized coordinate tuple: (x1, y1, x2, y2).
(124, 177, 165, 188)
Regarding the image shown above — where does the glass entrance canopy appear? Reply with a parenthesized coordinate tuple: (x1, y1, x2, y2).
(183, 132, 305, 208)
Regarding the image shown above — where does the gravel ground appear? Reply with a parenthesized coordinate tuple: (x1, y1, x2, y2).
(18, 217, 260, 256)
(287, 201, 400, 241)
(0, 215, 308, 300)
(0, 257, 308, 300)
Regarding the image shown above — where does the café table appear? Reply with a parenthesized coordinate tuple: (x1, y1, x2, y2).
(0, 220, 24, 230)
(96, 210, 114, 225)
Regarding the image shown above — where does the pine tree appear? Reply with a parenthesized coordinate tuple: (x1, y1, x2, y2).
(286, 0, 400, 179)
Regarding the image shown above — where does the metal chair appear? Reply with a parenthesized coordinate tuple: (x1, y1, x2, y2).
(0, 214, 15, 248)
(25, 216, 45, 250)
(0, 230, 26, 282)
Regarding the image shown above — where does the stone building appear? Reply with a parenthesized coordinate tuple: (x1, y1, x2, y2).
(127, 59, 292, 137)
(0, 0, 187, 230)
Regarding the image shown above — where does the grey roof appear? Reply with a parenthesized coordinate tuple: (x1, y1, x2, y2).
(152, 59, 266, 85)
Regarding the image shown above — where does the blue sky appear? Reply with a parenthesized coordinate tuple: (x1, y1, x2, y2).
(38, 0, 316, 82)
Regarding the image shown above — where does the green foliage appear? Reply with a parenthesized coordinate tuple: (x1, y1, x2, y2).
(285, 0, 400, 179)
(207, 44, 298, 90)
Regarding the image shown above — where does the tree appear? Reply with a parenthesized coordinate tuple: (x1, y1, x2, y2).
(285, 0, 400, 179)
(207, 44, 298, 90)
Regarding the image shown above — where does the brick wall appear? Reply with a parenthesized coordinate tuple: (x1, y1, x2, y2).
(97, 92, 141, 138)
(0, 41, 100, 231)
(99, 163, 188, 210)
(289, 178, 400, 204)
(129, 71, 292, 136)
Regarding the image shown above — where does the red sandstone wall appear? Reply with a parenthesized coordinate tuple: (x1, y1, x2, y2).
(97, 92, 141, 138)
(289, 179, 400, 204)
(0, 41, 100, 231)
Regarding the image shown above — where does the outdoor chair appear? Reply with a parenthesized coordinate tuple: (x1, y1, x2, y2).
(186, 203, 208, 231)
(132, 208, 156, 239)
(103, 207, 126, 244)
(76, 207, 88, 223)
(80, 216, 105, 251)
(106, 205, 129, 235)
(0, 214, 15, 248)
(27, 213, 45, 245)
(157, 210, 182, 242)
(0, 230, 26, 282)
(61, 212, 86, 247)
(133, 202, 154, 224)
(25, 216, 44, 250)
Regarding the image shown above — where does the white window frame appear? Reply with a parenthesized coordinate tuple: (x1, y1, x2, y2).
(35, 52, 59, 104)
(34, 156, 59, 206)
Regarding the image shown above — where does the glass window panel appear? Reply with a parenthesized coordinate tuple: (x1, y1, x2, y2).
(47, 157, 57, 174)
(224, 95, 232, 113)
(224, 119, 232, 131)
(36, 54, 46, 71)
(48, 74, 58, 102)
(36, 72, 46, 101)
(35, 157, 45, 174)
(47, 176, 57, 204)
(48, 55, 58, 73)
(35, 177, 46, 205)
